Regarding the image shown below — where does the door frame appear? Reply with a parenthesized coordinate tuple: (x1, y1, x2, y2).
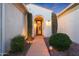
(34, 15, 44, 36)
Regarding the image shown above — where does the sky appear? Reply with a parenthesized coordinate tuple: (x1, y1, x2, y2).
(34, 3, 70, 14)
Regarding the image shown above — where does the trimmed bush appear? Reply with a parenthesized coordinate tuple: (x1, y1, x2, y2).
(49, 33, 72, 51)
(11, 35, 25, 52)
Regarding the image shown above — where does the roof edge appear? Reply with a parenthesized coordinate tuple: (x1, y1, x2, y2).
(57, 3, 79, 17)
(13, 3, 28, 14)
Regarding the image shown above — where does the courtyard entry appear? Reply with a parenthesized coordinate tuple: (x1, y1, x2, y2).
(34, 16, 43, 35)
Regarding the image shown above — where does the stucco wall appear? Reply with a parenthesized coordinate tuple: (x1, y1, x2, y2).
(0, 4, 2, 54)
(58, 5, 79, 44)
(26, 4, 52, 37)
(5, 4, 24, 52)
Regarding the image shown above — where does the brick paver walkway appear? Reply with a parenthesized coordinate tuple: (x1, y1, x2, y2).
(26, 36, 50, 56)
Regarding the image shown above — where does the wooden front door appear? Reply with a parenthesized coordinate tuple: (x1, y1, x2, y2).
(36, 20, 42, 35)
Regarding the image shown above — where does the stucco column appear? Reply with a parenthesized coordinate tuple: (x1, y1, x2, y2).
(51, 13, 58, 35)
(2, 3, 6, 55)
(27, 12, 32, 37)
(22, 13, 28, 39)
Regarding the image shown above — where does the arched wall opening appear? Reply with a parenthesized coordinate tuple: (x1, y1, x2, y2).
(33, 15, 44, 36)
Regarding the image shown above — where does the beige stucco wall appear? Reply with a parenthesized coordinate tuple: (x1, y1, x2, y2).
(26, 4, 52, 37)
(4, 4, 25, 52)
(58, 4, 79, 44)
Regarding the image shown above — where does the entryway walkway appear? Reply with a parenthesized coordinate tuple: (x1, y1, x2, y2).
(26, 36, 50, 56)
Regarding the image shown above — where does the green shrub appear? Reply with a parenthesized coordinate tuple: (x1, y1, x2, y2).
(49, 33, 72, 51)
(11, 35, 25, 52)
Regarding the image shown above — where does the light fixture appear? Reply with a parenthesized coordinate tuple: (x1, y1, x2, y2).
(46, 20, 51, 27)
(49, 46, 53, 51)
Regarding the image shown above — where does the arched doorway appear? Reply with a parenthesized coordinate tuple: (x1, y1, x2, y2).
(34, 16, 44, 35)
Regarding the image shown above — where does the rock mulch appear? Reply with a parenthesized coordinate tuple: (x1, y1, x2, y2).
(4, 41, 31, 56)
(44, 37, 79, 56)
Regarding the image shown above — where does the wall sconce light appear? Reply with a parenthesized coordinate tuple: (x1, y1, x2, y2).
(46, 20, 51, 27)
